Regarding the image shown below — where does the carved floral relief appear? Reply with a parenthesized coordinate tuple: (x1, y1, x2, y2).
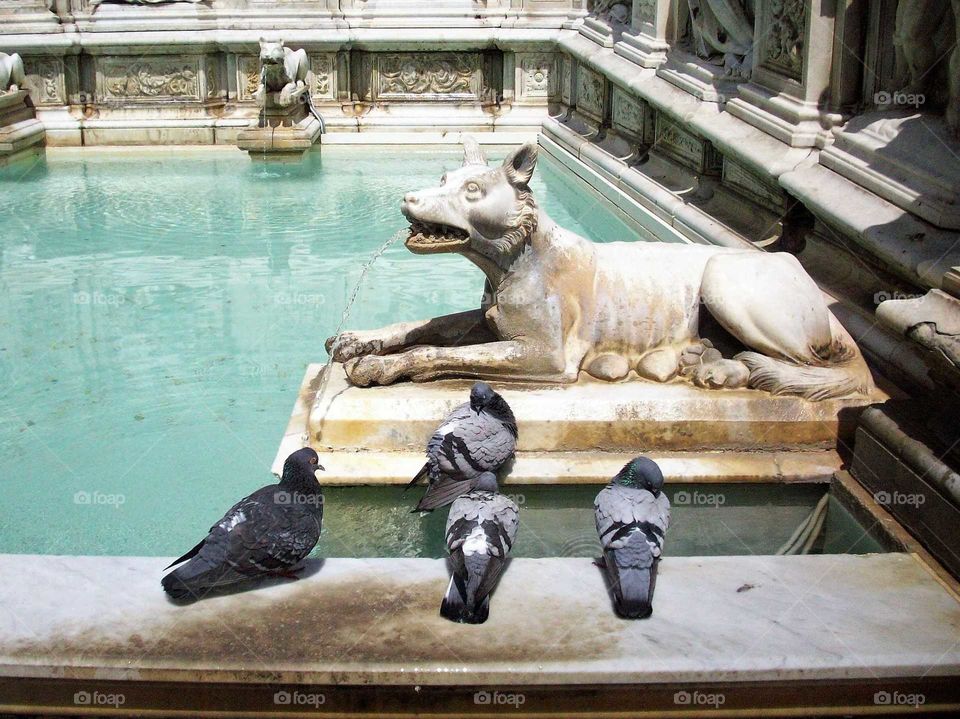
(100, 57, 200, 101)
(377, 53, 478, 99)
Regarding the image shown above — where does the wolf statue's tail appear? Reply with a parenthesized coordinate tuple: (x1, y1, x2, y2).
(737, 314, 873, 401)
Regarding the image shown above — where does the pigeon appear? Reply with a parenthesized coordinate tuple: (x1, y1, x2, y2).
(161, 448, 324, 601)
(405, 381, 517, 512)
(440, 472, 519, 624)
(594, 457, 671, 619)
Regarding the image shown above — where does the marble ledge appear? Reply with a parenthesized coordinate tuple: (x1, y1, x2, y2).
(0, 553, 957, 686)
(780, 164, 960, 290)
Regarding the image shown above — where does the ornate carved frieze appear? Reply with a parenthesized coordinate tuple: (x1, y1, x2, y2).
(560, 54, 574, 105)
(377, 53, 479, 101)
(237, 55, 260, 102)
(97, 56, 200, 102)
(722, 159, 785, 212)
(576, 65, 606, 121)
(655, 116, 722, 175)
(516, 52, 557, 101)
(611, 85, 653, 143)
(760, 0, 806, 81)
(23, 56, 65, 106)
(310, 53, 336, 101)
(349, 51, 497, 103)
(205, 55, 223, 101)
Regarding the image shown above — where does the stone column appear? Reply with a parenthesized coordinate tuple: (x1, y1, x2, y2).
(726, 0, 863, 148)
(614, 0, 671, 68)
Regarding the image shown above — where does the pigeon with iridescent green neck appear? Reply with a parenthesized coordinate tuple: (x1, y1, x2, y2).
(594, 457, 671, 619)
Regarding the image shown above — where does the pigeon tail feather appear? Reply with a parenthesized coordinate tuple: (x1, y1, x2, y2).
(414, 476, 474, 512)
(440, 573, 470, 622)
(404, 461, 430, 493)
(605, 548, 657, 619)
(164, 537, 207, 570)
(439, 572, 491, 624)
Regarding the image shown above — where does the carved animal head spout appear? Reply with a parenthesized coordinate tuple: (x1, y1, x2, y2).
(401, 136, 539, 261)
(259, 39, 286, 66)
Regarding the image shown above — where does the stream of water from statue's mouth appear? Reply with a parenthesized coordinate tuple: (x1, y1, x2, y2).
(311, 228, 407, 439)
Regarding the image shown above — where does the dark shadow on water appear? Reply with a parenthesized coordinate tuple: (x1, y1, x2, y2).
(162, 557, 326, 606)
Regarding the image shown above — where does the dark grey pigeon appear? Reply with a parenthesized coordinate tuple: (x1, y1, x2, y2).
(405, 381, 517, 512)
(440, 473, 519, 624)
(594, 457, 671, 619)
(161, 448, 324, 601)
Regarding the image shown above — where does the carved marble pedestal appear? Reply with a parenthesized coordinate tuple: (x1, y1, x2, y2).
(236, 92, 321, 161)
(0, 90, 44, 166)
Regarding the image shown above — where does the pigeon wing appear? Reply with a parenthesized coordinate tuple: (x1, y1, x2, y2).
(206, 486, 321, 575)
(595, 485, 666, 553)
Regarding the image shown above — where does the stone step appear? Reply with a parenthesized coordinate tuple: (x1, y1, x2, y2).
(273, 447, 842, 485)
(274, 364, 882, 475)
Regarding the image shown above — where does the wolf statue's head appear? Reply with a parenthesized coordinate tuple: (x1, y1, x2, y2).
(401, 138, 539, 265)
(259, 39, 286, 67)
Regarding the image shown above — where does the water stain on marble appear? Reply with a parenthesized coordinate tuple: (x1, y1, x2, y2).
(6, 570, 624, 667)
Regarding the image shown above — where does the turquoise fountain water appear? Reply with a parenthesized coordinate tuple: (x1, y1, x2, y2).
(0, 147, 642, 556)
(0, 147, 885, 559)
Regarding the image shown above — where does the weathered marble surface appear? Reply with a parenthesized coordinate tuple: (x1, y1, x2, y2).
(0, 553, 957, 685)
(293, 362, 882, 456)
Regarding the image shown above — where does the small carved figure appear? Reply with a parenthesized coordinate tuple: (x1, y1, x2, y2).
(892, 0, 960, 136)
(326, 137, 873, 401)
(0, 52, 26, 95)
(686, 0, 755, 79)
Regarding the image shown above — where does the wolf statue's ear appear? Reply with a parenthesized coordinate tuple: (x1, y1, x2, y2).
(502, 143, 538, 187)
(461, 135, 487, 166)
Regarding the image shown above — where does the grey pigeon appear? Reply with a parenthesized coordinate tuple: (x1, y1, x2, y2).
(405, 381, 517, 512)
(440, 472, 519, 624)
(161, 448, 324, 601)
(594, 457, 671, 619)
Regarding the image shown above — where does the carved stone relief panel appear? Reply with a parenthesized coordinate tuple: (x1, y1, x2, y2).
(611, 84, 653, 143)
(560, 54, 574, 105)
(376, 52, 481, 101)
(655, 115, 722, 175)
(516, 52, 557, 101)
(310, 53, 336, 101)
(349, 51, 499, 103)
(23, 56, 66, 106)
(576, 64, 606, 121)
(722, 158, 785, 212)
(205, 55, 224, 101)
(759, 0, 806, 81)
(236, 55, 260, 102)
(96, 56, 201, 103)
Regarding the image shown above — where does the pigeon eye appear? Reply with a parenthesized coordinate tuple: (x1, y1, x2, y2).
(465, 182, 481, 195)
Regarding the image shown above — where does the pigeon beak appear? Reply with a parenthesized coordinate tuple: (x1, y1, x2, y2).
(315, 464, 325, 473)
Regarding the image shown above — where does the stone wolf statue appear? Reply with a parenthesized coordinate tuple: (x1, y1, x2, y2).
(255, 40, 324, 129)
(0, 52, 25, 94)
(326, 138, 873, 401)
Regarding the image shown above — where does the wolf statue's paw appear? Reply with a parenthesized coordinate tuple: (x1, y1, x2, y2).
(325, 332, 385, 363)
(344, 355, 392, 387)
(680, 340, 750, 389)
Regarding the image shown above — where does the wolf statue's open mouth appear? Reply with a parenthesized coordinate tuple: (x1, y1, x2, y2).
(405, 220, 471, 254)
